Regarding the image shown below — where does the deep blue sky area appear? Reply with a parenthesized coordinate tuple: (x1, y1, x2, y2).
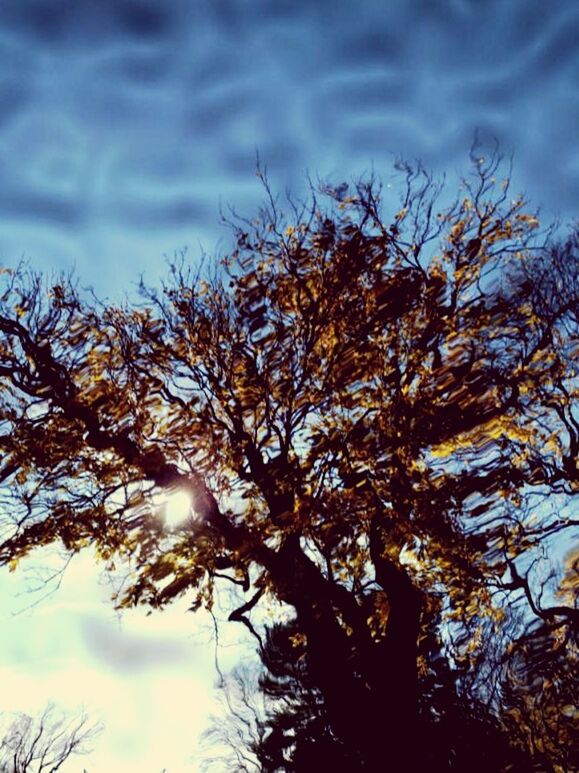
(0, 0, 577, 293)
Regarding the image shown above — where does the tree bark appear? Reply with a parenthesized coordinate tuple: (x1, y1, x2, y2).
(264, 532, 423, 769)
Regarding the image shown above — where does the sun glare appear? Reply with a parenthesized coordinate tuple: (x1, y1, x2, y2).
(163, 490, 193, 528)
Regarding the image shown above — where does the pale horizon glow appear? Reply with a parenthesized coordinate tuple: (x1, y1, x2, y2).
(0, 549, 252, 772)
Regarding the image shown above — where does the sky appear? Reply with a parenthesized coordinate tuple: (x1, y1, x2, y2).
(0, 550, 228, 771)
(0, 0, 578, 770)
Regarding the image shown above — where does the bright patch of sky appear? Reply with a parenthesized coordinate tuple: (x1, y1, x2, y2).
(0, 549, 252, 771)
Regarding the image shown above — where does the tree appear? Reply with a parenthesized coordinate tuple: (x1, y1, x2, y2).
(251, 622, 351, 772)
(0, 704, 101, 773)
(206, 613, 537, 772)
(0, 150, 577, 769)
(202, 621, 356, 772)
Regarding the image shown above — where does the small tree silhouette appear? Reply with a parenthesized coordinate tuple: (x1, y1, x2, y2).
(0, 704, 101, 773)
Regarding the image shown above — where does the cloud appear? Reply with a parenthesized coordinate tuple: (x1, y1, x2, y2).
(80, 613, 200, 673)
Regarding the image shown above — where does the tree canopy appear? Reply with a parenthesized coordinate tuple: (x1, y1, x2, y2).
(0, 151, 577, 770)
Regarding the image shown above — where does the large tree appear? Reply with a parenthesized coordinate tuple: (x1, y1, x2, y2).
(0, 151, 577, 769)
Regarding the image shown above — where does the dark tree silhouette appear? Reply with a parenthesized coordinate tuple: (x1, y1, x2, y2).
(202, 622, 356, 772)
(0, 150, 576, 769)
(254, 622, 348, 771)
(207, 611, 540, 772)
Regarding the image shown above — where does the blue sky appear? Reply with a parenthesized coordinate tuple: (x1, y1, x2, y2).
(0, 0, 578, 769)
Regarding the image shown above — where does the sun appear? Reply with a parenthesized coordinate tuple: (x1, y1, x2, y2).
(163, 489, 193, 528)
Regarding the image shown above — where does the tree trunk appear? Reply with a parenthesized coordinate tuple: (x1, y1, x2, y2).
(267, 534, 423, 769)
